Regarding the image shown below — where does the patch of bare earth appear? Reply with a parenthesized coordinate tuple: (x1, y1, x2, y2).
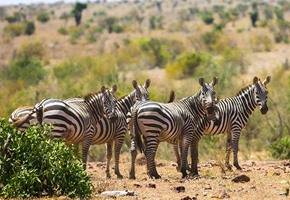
(87, 153, 290, 200)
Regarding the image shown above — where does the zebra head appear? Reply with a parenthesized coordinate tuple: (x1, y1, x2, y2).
(132, 79, 150, 101)
(199, 77, 219, 121)
(101, 85, 118, 121)
(253, 76, 271, 115)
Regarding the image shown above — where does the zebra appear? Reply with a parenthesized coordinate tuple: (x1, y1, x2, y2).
(11, 85, 118, 169)
(130, 77, 219, 179)
(9, 106, 35, 131)
(90, 79, 151, 179)
(127, 90, 175, 179)
(173, 76, 271, 171)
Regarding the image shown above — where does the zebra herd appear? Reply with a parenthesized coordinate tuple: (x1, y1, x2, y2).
(9, 76, 271, 179)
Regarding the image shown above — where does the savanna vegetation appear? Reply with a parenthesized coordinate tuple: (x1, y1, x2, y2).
(0, 0, 289, 198)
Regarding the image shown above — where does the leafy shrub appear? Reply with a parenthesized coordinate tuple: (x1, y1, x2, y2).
(15, 40, 46, 60)
(269, 136, 290, 159)
(3, 23, 25, 37)
(201, 30, 221, 51)
(112, 24, 124, 33)
(8, 58, 45, 85)
(24, 21, 35, 35)
(0, 119, 92, 198)
(250, 35, 273, 52)
(36, 12, 50, 23)
(166, 51, 201, 79)
(58, 26, 68, 35)
(201, 11, 214, 25)
(138, 38, 172, 68)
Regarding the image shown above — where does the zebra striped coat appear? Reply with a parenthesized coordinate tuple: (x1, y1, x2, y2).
(90, 79, 150, 179)
(174, 76, 271, 171)
(130, 77, 218, 179)
(11, 85, 117, 169)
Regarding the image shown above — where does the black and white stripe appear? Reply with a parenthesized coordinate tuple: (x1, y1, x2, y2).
(130, 77, 218, 179)
(90, 79, 150, 179)
(174, 76, 271, 171)
(11, 85, 117, 169)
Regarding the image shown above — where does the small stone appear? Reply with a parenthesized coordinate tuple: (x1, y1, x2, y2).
(232, 174, 250, 183)
(146, 183, 156, 188)
(172, 186, 185, 193)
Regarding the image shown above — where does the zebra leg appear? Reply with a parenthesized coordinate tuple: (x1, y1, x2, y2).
(106, 141, 113, 179)
(173, 143, 181, 171)
(189, 139, 200, 178)
(82, 134, 93, 170)
(114, 139, 124, 179)
(180, 137, 190, 178)
(129, 136, 137, 179)
(145, 139, 161, 179)
(225, 131, 232, 170)
(232, 131, 242, 170)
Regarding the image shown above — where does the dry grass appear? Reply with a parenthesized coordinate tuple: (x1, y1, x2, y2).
(85, 152, 290, 200)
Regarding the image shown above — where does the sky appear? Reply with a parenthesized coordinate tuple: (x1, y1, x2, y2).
(0, 0, 119, 6)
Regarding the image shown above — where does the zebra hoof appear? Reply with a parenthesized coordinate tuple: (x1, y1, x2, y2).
(129, 175, 136, 180)
(186, 173, 200, 180)
(117, 174, 123, 179)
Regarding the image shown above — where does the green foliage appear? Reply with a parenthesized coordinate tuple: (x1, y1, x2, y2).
(166, 51, 201, 79)
(250, 11, 259, 27)
(71, 2, 87, 26)
(24, 21, 35, 35)
(149, 15, 163, 30)
(269, 136, 290, 159)
(58, 26, 68, 35)
(0, 119, 93, 198)
(3, 23, 25, 37)
(36, 12, 50, 23)
(8, 58, 45, 85)
(15, 40, 46, 60)
(99, 16, 118, 33)
(138, 38, 173, 68)
(201, 11, 214, 25)
(201, 30, 221, 51)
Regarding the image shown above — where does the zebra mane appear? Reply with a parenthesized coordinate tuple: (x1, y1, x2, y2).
(236, 84, 255, 96)
(84, 91, 103, 103)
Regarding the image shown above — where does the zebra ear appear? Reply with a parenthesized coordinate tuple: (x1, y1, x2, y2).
(263, 76, 271, 85)
(144, 79, 151, 89)
(101, 86, 106, 93)
(111, 85, 117, 93)
(199, 78, 205, 86)
(211, 77, 218, 86)
(132, 80, 138, 89)
(253, 76, 259, 84)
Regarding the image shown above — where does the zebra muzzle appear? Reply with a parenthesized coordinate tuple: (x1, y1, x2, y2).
(260, 105, 268, 115)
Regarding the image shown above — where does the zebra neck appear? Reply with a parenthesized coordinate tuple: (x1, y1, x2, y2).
(179, 92, 206, 117)
(85, 93, 104, 123)
(116, 91, 135, 115)
(236, 84, 257, 114)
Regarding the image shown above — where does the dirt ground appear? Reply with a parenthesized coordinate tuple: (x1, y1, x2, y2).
(85, 153, 290, 200)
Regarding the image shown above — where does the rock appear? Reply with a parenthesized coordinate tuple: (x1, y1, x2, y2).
(101, 190, 137, 197)
(172, 186, 185, 193)
(180, 196, 197, 200)
(133, 183, 142, 188)
(232, 174, 250, 183)
(146, 183, 156, 188)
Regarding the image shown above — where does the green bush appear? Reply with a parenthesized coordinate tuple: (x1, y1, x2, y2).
(58, 26, 68, 35)
(24, 21, 35, 35)
(3, 23, 25, 37)
(0, 119, 92, 198)
(36, 12, 50, 23)
(166, 51, 201, 79)
(8, 58, 45, 85)
(269, 136, 290, 159)
(15, 40, 46, 60)
(201, 11, 214, 25)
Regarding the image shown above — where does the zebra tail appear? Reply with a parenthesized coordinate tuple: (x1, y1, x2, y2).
(132, 108, 145, 154)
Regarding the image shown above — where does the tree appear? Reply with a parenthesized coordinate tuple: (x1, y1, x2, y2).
(71, 2, 87, 26)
